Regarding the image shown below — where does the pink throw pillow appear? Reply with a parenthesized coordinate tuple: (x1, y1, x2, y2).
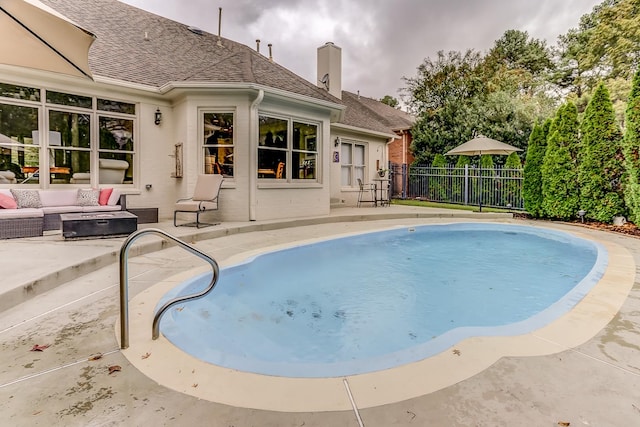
(99, 188, 113, 206)
(0, 193, 17, 209)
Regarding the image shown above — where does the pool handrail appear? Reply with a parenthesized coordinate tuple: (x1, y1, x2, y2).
(118, 228, 219, 349)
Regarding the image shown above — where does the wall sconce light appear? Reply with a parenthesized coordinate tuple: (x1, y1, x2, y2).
(145, 184, 152, 190)
(334, 136, 341, 147)
(154, 108, 162, 125)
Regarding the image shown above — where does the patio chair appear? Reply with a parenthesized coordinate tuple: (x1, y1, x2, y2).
(357, 178, 376, 207)
(173, 174, 223, 228)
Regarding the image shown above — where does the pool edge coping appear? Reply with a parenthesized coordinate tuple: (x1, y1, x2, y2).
(119, 221, 636, 412)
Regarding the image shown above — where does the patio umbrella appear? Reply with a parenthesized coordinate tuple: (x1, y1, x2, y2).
(445, 136, 522, 211)
(0, 0, 95, 79)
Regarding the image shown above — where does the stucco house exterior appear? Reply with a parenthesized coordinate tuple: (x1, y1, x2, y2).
(0, 0, 414, 222)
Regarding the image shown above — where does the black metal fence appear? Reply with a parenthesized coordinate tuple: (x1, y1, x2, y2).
(390, 163, 524, 210)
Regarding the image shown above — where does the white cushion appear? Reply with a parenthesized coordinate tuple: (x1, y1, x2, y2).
(0, 208, 43, 218)
(39, 189, 79, 207)
(41, 206, 83, 214)
(175, 200, 217, 211)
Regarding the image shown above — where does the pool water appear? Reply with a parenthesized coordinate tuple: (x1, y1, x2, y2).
(158, 223, 606, 377)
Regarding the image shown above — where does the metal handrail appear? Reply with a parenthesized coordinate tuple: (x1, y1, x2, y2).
(119, 228, 219, 349)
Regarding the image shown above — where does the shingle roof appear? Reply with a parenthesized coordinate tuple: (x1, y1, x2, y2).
(40, 0, 339, 103)
(338, 91, 415, 136)
(40, 0, 414, 137)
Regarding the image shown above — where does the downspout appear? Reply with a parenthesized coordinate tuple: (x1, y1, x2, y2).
(402, 130, 407, 165)
(249, 89, 264, 221)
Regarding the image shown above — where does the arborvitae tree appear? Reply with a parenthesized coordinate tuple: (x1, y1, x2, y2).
(624, 69, 640, 224)
(578, 83, 625, 222)
(504, 152, 523, 208)
(505, 152, 522, 168)
(523, 121, 547, 216)
(452, 155, 471, 201)
(432, 153, 447, 167)
(480, 154, 494, 169)
(455, 155, 471, 167)
(541, 103, 581, 219)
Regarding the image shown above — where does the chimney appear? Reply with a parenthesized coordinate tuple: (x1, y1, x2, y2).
(256, 39, 260, 53)
(317, 42, 342, 99)
(268, 43, 273, 62)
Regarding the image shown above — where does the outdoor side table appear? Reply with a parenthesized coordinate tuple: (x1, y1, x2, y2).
(372, 178, 391, 206)
(61, 211, 137, 239)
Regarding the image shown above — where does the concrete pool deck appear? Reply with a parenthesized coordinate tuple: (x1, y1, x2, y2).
(1, 205, 640, 426)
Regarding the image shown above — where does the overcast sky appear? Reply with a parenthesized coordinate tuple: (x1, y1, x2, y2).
(120, 0, 602, 101)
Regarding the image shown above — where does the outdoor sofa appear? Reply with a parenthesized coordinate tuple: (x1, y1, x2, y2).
(0, 188, 126, 239)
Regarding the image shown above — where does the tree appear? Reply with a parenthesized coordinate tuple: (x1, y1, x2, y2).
(541, 103, 581, 219)
(405, 49, 485, 163)
(380, 95, 399, 108)
(505, 152, 522, 168)
(404, 33, 555, 164)
(483, 29, 554, 94)
(523, 120, 549, 217)
(455, 155, 471, 167)
(557, 0, 640, 93)
(624, 69, 640, 224)
(432, 153, 447, 167)
(503, 151, 523, 207)
(578, 82, 625, 222)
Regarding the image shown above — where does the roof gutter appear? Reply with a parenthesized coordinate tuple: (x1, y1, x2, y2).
(331, 123, 398, 140)
(161, 81, 346, 121)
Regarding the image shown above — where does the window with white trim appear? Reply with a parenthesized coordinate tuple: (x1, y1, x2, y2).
(0, 82, 136, 187)
(258, 114, 318, 180)
(202, 112, 234, 177)
(340, 141, 365, 186)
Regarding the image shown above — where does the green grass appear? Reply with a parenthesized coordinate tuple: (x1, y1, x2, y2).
(391, 199, 514, 213)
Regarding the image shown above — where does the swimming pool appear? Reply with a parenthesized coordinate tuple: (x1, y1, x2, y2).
(158, 223, 607, 378)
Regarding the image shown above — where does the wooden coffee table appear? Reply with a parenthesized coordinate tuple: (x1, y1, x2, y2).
(61, 211, 137, 239)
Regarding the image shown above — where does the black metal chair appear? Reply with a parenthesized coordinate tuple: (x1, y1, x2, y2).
(357, 178, 376, 207)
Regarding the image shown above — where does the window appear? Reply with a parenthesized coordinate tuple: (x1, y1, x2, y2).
(202, 112, 233, 177)
(340, 141, 365, 186)
(0, 103, 39, 184)
(98, 116, 134, 184)
(0, 83, 136, 187)
(258, 115, 318, 180)
(292, 122, 317, 179)
(47, 110, 91, 183)
(0, 83, 40, 101)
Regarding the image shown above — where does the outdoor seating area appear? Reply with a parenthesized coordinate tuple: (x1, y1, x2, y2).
(0, 188, 126, 239)
(357, 177, 391, 207)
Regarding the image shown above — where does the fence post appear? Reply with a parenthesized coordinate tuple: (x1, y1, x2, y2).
(401, 163, 407, 199)
(464, 164, 469, 206)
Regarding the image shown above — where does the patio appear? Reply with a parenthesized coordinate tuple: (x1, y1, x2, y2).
(0, 206, 639, 426)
